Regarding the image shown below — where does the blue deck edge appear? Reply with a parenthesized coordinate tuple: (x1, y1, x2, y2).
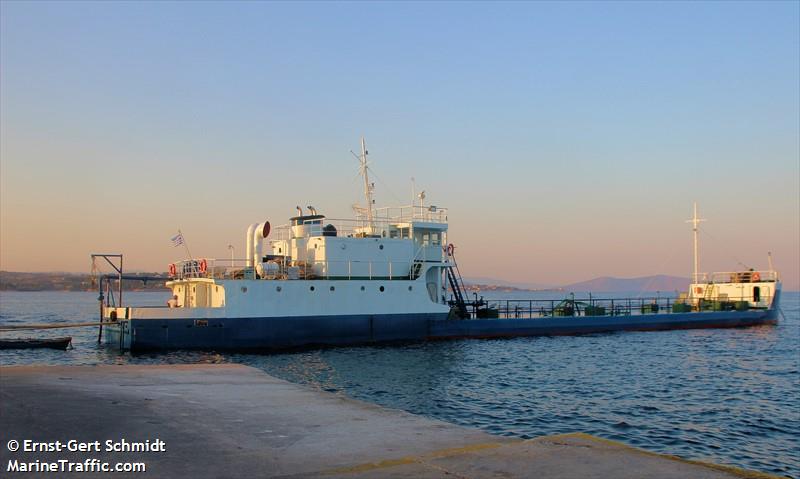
(105, 293, 780, 352)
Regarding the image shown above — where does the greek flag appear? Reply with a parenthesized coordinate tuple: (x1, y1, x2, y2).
(171, 233, 184, 247)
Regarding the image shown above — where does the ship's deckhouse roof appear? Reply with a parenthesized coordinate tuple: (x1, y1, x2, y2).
(290, 214, 326, 225)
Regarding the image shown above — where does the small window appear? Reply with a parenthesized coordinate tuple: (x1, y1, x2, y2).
(422, 234, 430, 246)
(360, 286, 365, 291)
(241, 287, 248, 293)
(330, 286, 335, 291)
(379, 286, 385, 292)
(310, 286, 315, 292)
(431, 233, 440, 246)
(276, 286, 282, 292)
(379, 244, 384, 250)
(408, 286, 413, 291)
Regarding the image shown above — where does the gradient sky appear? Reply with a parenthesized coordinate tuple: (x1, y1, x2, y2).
(1, 1, 798, 289)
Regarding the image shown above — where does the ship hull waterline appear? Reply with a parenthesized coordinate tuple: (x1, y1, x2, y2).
(104, 306, 780, 352)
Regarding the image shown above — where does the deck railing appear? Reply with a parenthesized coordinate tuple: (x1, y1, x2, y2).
(474, 295, 773, 320)
(695, 270, 779, 283)
(170, 258, 441, 281)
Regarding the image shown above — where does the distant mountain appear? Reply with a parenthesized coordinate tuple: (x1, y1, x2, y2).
(0, 271, 168, 292)
(462, 276, 554, 291)
(559, 275, 690, 293)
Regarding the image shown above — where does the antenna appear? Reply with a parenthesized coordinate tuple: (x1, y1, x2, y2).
(358, 137, 375, 232)
(685, 202, 706, 283)
(411, 177, 416, 208)
(768, 251, 774, 272)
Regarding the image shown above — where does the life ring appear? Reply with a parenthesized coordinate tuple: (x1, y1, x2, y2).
(168, 263, 176, 277)
(446, 244, 455, 256)
(199, 259, 208, 274)
(751, 272, 761, 282)
(695, 287, 703, 294)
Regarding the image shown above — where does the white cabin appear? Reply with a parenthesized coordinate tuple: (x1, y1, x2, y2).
(689, 270, 780, 309)
(162, 204, 453, 315)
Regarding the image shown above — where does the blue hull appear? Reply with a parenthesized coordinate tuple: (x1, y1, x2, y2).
(430, 309, 778, 340)
(105, 313, 445, 351)
(105, 306, 779, 352)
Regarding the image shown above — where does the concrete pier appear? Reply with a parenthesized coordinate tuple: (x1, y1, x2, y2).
(0, 365, 781, 478)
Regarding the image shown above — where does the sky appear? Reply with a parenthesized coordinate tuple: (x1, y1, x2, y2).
(1, 1, 799, 289)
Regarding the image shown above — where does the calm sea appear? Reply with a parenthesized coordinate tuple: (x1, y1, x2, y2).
(1, 290, 798, 477)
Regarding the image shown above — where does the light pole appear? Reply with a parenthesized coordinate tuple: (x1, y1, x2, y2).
(227, 244, 234, 268)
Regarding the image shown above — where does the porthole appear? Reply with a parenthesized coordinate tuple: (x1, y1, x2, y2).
(360, 286, 365, 291)
(276, 286, 282, 292)
(379, 286, 385, 292)
(408, 286, 413, 291)
(310, 286, 315, 292)
(379, 244, 384, 250)
(241, 287, 247, 293)
(330, 286, 335, 291)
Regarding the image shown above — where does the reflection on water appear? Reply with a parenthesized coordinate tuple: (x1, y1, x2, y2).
(1, 291, 798, 478)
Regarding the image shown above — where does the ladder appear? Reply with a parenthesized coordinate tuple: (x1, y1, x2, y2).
(703, 283, 715, 301)
(446, 249, 470, 319)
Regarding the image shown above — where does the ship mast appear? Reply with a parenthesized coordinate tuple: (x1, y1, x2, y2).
(686, 202, 706, 283)
(358, 137, 374, 232)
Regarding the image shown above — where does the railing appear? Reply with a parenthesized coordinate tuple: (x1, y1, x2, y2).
(694, 270, 779, 283)
(267, 215, 447, 243)
(169, 258, 444, 281)
(363, 205, 448, 224)
(472, 294, 773, 320)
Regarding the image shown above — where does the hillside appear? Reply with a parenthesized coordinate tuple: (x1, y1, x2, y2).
(0, 271, 169, 292)
(560, 275, 690, 293)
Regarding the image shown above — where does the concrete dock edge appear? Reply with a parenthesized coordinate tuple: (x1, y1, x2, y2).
(0, 364, 787, 478)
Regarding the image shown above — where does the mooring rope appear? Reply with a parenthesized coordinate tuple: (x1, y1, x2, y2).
(0, 322, 105, 331)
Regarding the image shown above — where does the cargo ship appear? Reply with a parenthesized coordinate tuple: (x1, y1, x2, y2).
(94, 140, 780, 351)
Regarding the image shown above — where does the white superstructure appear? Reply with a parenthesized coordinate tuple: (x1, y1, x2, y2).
(149, 138, 455, 322)
(684, 203, 780, 309)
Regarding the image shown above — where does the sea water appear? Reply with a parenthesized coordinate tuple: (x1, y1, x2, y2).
(1, 290, 798, 477)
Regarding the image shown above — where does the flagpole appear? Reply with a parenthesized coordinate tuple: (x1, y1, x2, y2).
(178, 229, 193, 261)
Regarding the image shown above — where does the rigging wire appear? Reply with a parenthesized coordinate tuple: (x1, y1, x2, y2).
(635, 240, 685, 299)
(348, 150, 405, 206)
(698, 226, 752, 270)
